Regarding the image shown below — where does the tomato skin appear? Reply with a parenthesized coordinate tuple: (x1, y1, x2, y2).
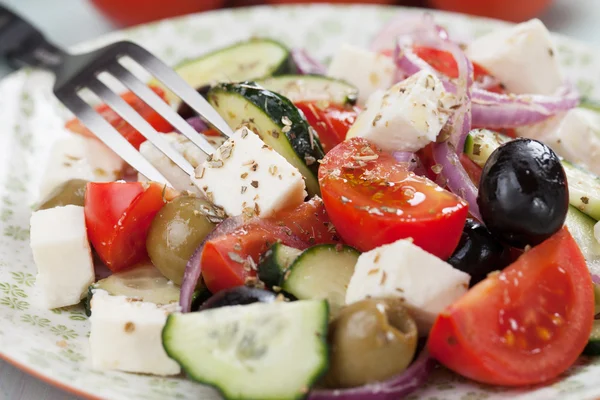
(65, 87, 172, 149)
(460, 153, 482, 187)
(428, 227, 594, 386)
(201, 198, 341, 293)
(85, 182, 166, 272)
(295, 102, 359, 153)
(319, 138, 468, 259)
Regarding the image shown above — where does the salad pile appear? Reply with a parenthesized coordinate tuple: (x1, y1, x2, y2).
(28, 12, 600, 400)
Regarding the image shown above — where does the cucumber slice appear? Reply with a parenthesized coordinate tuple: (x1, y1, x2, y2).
(463, 129, 512, 168)
(207, 82, 325, 196)
(580, 97, 600, 114)
(282, 244, 359, 317)
(565, 205, 600, 276)
(583, 284, 600, 356)
(255, 75, 358, 105)
(258, 243, 303, 287)
(562, 161, 600, 221)
(83, 264, 181, 316)
(153, 39, 296, 105)
(163, 300, 329, 400)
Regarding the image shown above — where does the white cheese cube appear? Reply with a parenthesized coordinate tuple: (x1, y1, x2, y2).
(29, 205, 95, 309)
(39, 135, 124, 200)
(327, 44, 396, 105)
(346, 70, 458, 152)
(345, 239, 470, 334)
(191, 127, 306, 218)
(517, 108, 600, 175)
(89, 290, 180, 376)
(138, 132, 225, 193)
(467, 19, 562, 95)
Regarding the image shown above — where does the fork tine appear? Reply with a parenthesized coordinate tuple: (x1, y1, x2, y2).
(106, 63, 216, 155)
(86, 77, 195, 176)
(55, 91, 173, 187)
(125, 44, 234, 138)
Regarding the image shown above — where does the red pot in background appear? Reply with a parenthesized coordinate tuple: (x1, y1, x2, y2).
(428, 0, 552, 22)
(91, 0, 226, 27)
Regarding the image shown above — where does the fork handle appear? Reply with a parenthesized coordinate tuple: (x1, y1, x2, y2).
(0, 5, 66, 71)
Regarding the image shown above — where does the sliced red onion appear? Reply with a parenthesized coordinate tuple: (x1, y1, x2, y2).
(371, 13, 447, 53)
(432, 141, 482, 222)
(592, 274, 600, 285)
(471, 85, 580, 128)
(185, 116, 209, 133)
(392, 151, 427, 176)
(291, 48, 327, 75)
(179, 216, 244, 313)
(309, 350, 434, 400)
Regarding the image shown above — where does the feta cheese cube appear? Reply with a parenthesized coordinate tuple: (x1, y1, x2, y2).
(89, 290, 180, 376)
(138, 132, 225, 193)
(327, 44, 396, 105)
(517, 108, 600, 175)
(345, 239, 470, 334)
(191, 127, 306, 218)
(346, 70, 458, 152)
(467, 19, 562, 95)
(30, 205, 95, 309)
(39, 135, 124, 200)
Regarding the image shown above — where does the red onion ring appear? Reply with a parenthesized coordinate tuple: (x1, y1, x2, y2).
(432, 141, 482, 222)
(592, 274, 600, 285)
(291, 48, 327, 75)
(392, 151, 427, 176)
(184, 116, 209, 133)
(179, 216, 244, 313)
(371, 13, 447, 53)
(309, 350, 434, 400)
(471, 85, 580, 128)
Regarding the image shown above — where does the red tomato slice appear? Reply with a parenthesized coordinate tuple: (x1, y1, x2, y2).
(413, 47, 505, 94)
(295, 101, 359, 153)
(85, 182, 166, 272)
(460, 153, 482, 187)
(428, 227, 594, 386)
(201, 198, 342, 293)
(319, 138, 468, 259)
(65, 86, 173, 149)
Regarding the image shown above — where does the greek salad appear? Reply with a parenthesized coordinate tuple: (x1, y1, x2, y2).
(28, 13, 600, 400)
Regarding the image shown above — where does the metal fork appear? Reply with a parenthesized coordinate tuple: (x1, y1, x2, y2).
(0, 5, 233, 186)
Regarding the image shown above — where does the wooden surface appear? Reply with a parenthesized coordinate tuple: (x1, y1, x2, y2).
(0, 0, 599, 399)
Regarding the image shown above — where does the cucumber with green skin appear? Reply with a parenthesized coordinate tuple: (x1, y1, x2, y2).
(464, 129, 600, 221)
(152, 38, 296, 105)
(258, 243, 303, 288)
(583, 283, 600, 356)
(255, 75, 358, 105)
(282, 244, 359, 318)
(162, 300, 329, 400)
(207, 81, 325, 196)
(565, 205, 600, 276)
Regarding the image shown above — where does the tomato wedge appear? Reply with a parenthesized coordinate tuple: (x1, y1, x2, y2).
(65, 86, 173, 149)
(319, 138, 468, 259)
(85, 182, 166, 272)
(428, 227, 594, 386)
(201, 197, 341, 293)
(295, 101, 359, 153)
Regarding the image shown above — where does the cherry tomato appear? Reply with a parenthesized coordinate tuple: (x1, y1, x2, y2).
(460, 153, 482, 187)
(295, 102, 359, 153)
(91, 0, 226, 27)
(85, 182, 166, 272)
(428, 227, 594, 386)
(65, 86, 173, 149)
(201, 198, 341, 293)
(413, 47, 505, 94)
(428, 0, 552, 23)
(319, 138, 468, 259)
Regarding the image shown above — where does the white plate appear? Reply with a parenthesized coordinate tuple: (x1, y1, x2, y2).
(1, 4, 600, 400)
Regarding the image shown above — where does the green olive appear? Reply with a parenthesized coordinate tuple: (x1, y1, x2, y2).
(146, 196, 216, 285)
(37, 179, 88, 210)
(323, 298, 418, 388)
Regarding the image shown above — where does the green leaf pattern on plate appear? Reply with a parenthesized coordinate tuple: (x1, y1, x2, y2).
(0, 5, 599, 399)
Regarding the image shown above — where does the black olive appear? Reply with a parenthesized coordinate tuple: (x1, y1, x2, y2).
(199, 286, 277, 311)
(477, 138, 569, 248)
(447, 219, 512, 285)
